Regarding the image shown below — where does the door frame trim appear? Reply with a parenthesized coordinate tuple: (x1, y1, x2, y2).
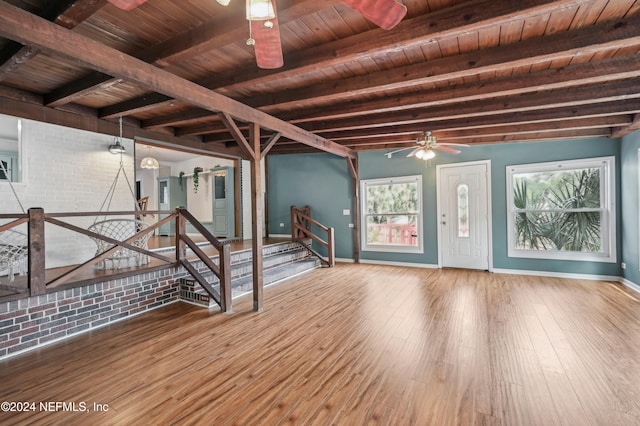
(436, 160, 493, 271)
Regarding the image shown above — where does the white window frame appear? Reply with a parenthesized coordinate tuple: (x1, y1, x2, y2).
(0, 116, 23, 185)
(506, 156, 616, 263)
(360, 175, 423, 254)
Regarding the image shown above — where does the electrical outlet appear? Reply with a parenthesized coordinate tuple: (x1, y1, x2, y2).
(348, 223, 354, 228)
(621, 262, 626, 269)
(279, 223, 284, 227)
(343, 209, 350, 215)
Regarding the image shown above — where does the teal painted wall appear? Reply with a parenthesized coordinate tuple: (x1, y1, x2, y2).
(267, 153, 354, 258)
(621, 130, 640, 285)
(268, 137, 622, 276)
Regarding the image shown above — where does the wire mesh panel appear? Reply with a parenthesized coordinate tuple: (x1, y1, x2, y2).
(0, 229, 27, 281)
(88, 219, 151, 270)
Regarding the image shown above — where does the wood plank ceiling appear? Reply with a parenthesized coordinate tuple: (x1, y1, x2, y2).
(0, 0, 638, 158)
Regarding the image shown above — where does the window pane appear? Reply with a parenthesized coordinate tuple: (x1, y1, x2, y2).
(513, 167, 601, 209)
(366, 182, 418, 214)
(366, 215, 418, 247)
(457, 184, 469, 238)
(214, 173, 226, 198)
(513, 211, 602, 252)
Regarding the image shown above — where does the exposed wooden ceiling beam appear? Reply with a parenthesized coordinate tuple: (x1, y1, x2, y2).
(154, 53, 640, 137)
(314, 103, 640, 141)
(241, 14, 640, 111)
(327, 116, 630, 146)
(0, 1, 355, 159)
(268, 129, 612, 154)
(134, 21, 640, 136)
(0, 93, 232, 153)
(0, 0, 106, 81)
(279, 54, 640, 123)
(43, 0, 333, 108)
(85, 0, 595, 119)
(299, 79, 640, 133)
(214, 0, 595, 93)
(611, 114, 640, 138)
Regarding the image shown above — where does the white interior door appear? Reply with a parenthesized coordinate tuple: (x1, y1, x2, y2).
(438, 161, 490, 270)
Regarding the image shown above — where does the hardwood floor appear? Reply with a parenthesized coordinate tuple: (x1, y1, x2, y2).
(1, 265, 640, 425)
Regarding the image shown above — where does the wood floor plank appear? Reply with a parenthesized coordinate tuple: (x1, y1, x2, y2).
(1, 264, 640, 425)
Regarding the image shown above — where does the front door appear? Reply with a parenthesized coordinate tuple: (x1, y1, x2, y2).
(437, 161, 490, 270)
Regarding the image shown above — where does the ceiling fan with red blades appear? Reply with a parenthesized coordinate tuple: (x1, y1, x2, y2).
(106, 0, 148, 11)
(384, 132, 470, 160)
(106, 0, 407, 69)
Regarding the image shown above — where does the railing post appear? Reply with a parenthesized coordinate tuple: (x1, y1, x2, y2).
(290, 206, 297, 240)
(219, 243, 232, 313)
(328, 227, 335, 267)
(28, 208, 46, 296)
(175, 208, 186, 263)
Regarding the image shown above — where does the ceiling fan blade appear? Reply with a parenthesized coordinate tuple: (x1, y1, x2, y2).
(251, 15, 284, 69)
(437, 142, 471, 147)
(434, 145, 461, 155)
(341, 0, 407, 30)
(407, 147, 422, 157)
(107, 0, 148, 11)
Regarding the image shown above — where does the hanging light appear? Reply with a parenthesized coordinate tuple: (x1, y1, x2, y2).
(422, 149, 436, 160)
(246, 0, 274, 21)
(140, 146, 159, 169)
(108, 116, 126, 154)
(216, 0, 231, 5)
(109, 141, 126, 154)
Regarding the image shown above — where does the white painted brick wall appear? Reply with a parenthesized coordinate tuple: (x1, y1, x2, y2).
(0, 117, 135, 268)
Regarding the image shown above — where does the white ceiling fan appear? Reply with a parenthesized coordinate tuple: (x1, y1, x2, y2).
(384, 131, 470, 160)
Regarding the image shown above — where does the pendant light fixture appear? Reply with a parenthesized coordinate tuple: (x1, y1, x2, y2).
(216, 0, 231, 5)
(140, 146, 159, 169)
(108, 116, 127, 154)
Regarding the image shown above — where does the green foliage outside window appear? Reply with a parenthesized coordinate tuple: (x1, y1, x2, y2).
(513, 168, 601, 252)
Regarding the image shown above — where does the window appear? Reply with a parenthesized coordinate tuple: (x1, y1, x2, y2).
(361, 175, 423, 253)
(0, 114, 22, 183)
(506, 156, 615, 262)
(457, 184, 469, 238)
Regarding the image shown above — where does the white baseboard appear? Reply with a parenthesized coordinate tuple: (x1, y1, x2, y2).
(268, 233, 291, 238)
(492, 268, 619, 282)
(619, 277, 640, 294)
(358, 259, 439, 269)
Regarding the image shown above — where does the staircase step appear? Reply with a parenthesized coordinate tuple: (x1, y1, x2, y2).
(179, 240, 321, 307)
(230, 257, 321, 298)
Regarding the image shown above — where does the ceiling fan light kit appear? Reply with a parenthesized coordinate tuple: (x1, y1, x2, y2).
(106, 0, 148, 11)
(384, 131, 470, 160)
(415, 148, 435, 160)
(246, 0, 275, 21)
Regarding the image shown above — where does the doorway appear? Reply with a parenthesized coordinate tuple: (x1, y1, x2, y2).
(437, 160, 491, 270)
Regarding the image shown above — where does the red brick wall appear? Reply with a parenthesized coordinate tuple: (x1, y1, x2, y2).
(0, 269, 185, 359)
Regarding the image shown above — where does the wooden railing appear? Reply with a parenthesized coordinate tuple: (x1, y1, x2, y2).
(290, 206, 335, 267)
(0, 207, 232, 311)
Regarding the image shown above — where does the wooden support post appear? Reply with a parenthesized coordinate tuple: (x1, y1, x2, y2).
(346, 157, 361, 263)
(328, 227, 335, 267)
(250, 122, 264, 311)
(28, 208, 46, 296)
(219, 243, 232, 313)
(175, 208, 186, 263)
